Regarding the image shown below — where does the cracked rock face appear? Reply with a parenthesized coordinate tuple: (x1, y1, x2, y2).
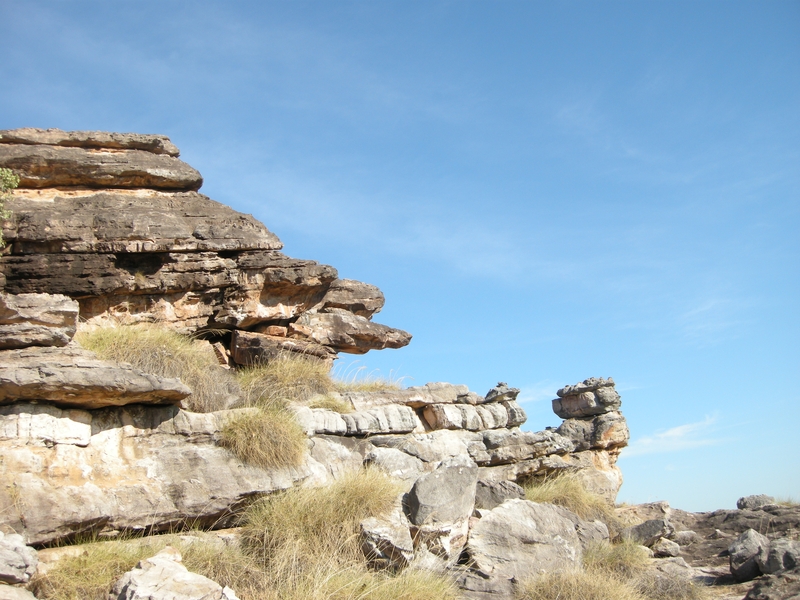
(0, 128, 410, 355)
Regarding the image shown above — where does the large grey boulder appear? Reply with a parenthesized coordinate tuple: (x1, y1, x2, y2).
(0, 345, 190, 409)
(295, 310, 411, 354)
(0, 293, 79, 349)
(729, 528, 770, 582)
(109, 546, 239, 600)
(463, 500, 583, 598)
(0, 533, 37, 584)
(556, 410, 629, 451)
(404, 456, 478, 563)
(756, 539, 800, 575)
(311, 278, 385, 318)
(738, 495, 777, 510)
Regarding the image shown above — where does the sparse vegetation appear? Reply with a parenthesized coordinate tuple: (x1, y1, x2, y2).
(523, 471, 621, 534)
(75, 324, 237, 413)
(0, 167, 19, 247)
(518, 568, 645, 600)
(308, 394, 355, 413)
(219, 408, 307, 469)
(31, 470, 455, 600)
(236, 353, 334, 409)
(332, 362, 405, 393)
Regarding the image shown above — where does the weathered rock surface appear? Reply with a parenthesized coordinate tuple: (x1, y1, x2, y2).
(360, 499, 415, 569)
(757, 539, 800, 575)
(0, 586, 38, 600)
(0, 345, 190, 408)
(293, 405, 421, 436)
(0, 144, 202, 190)
(556, 410, 629, 451)
(462, 500, 583, 598)
(729, 529, 771, 582)
(0, 533, 37, 584)
(744, 566, 800, 600)
(738, 495, 777, 510)
(0, 128, 180, 156)
(474, 480, 525, 510)
(552, 377, 620, 419)
(230, 330, 336, 366)
(621, 518, 676, 547)
(652, 536, 681, 557)
(311, 278, 385, 318)
(0, 404, 315, 544)
(295, 310, 412, 354)
(109, 546, 239, 600)
(0, 293, 78, 349)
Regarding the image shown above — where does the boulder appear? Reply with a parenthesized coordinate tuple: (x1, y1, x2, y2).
(744, 565, 800, 600)
(463, 500, 583, 596)
(0, 345, 190, 409)
(556, 410, 629, 451)
(404, 456, 478, 563)
(109, 546, 239, 600)
(295, 310, 411, 354)
(311, 278, 385, 318)
(652, 537, 681, 557)
(552, 377, 621, 419)
(0, 533, 37, 584)
(474, 480, 525, 510)
(422, 401, 526, 432)
(0, 293, 79, 349)
(469, 428, 572, 466)
(756, 539, 800, 575)
(729, 528, 770, 582)
(738, 495, 777, 510)
(484, 382, 520, 403)
(0, 586, 39, 600)
(621, 519, 675, 547)
(360, 498, 415, 569)
(364, 447, 426, 482)
(0, 144, 202, 190)
(0, 128, 180, 156)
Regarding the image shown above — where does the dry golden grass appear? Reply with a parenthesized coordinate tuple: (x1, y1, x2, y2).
(236, 353, 334, 409)
(523, 471, 621, 534)
(518, 569, 645, 600)
(583, 539, 651, 579)
(632, 570, 710, 600)
(307, 394, 355, 413)
(219, 408, 307, 469)
(242, 468, 402, 564)
(332, 363, 404, 393)
(75, 325, 236, 413)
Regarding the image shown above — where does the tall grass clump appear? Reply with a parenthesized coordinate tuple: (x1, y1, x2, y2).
(219, 408, 307, 469)
(75, 325, 236, 413)
(236, 352, 334, 409)
(518, 568, 645, 600)
(522, 471, 620, 533)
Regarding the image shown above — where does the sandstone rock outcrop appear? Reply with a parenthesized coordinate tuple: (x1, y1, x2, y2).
(0, 127, 410, 356)
(0, 293, 78, 350)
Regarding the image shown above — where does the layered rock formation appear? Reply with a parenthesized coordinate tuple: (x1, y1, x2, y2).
(0, 129, 636, 600)
(0, 128, 410, 358)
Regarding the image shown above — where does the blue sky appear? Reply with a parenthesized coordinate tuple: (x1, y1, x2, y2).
(2, 1, 798, 511)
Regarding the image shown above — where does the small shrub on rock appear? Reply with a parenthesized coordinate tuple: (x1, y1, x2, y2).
(0, 167, 19, 248)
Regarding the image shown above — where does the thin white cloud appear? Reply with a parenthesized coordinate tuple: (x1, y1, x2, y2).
(624, 415, 721, 458)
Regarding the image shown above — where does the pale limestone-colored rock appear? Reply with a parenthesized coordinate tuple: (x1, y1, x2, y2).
(405, 456, 478, 563)
(360, 496, 414, 569)
(422, 401, 526, 432)
(0, 404, 92, 446)
(109, 546, 240, 600)
(0, 533, 37, 584)
(0, 293, 79, 349)
(296, 311, 411, 355)
(464, 500, 583, 596)
(552, 377, 620, 419)
(292, 406, 348, 436)
(0, 404, 313, 545)
(341, 405, 420, 436)
(472, 428, 574, 466)
(370, 429, 483, 465)
(0, 345, 190, 409)
(0, 586, 38, 600)
(484, 382, 520, 404)
(556, 410, 629, 451)
(365, 447, 426, 482)
(306, 435, 373, 484)
(652, 536, 681, 557)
